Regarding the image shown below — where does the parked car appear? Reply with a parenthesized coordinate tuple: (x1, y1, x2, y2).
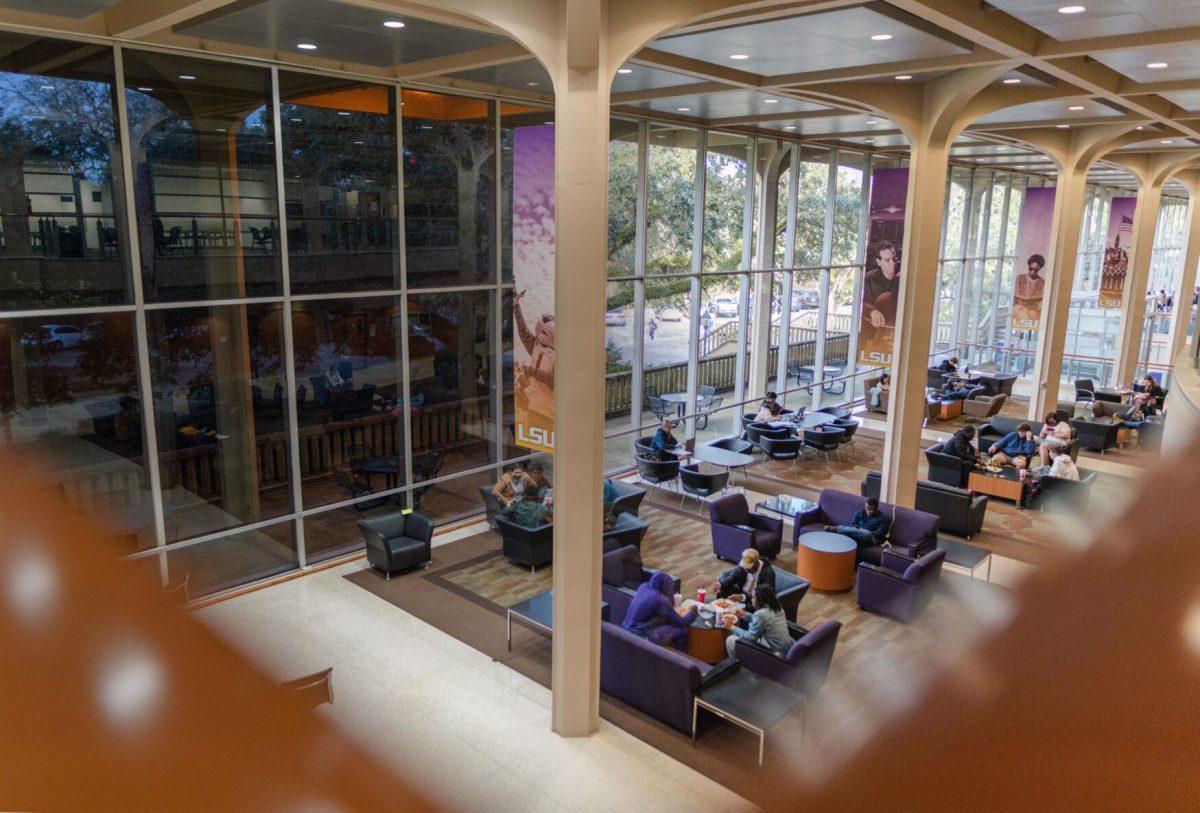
(713, 297, 738, 317)
(792, 290, 819, 310)
(20, 324, 86, 351)
(657, 306, 684, 322)
(605, 310, 627, 327)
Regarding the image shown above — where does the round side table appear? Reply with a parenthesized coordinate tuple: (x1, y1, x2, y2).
(796, 531, 857, 591)
(686, 619, 731, 664)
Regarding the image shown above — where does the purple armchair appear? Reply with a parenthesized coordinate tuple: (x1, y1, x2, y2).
(601, 545, 680, 594)
(709, 493, 783, 562)
(795, 488, 939, 565)
(856, 549, 946, 622)
(733, 619, 841, 693)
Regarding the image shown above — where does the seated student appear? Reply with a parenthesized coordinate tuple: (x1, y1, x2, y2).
(988, 422, 1037, 470)
(825, 496, 890, 549)
(527, 462, 551, 494)
(622, 571, 695, 647)
(1130, 375, 1165, 413)
(944, 425, 981, 467)
(649, 417, 681, 461)
(938, 356, 959, 375)
(713, 549, 776, 599)
(724, 586, 792, 658)
(492, 463, 539, 508)
(760, 391, 779, 411)
(754, 401, 783, 424)
(941, 379, 972, 400)
(1045, 448, 1080, 481)
(869, 373, 891, 408)
(1038, 412, 1073, 467)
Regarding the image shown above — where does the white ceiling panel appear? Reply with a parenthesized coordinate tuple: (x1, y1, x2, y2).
(632, 90, 828, 120)
(987, 1, 1200, 41)
(1093, 43, 1200, 83)
(974, 98, 1125, 124)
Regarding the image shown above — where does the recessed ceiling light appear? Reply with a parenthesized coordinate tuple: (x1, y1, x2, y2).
(137, 86, 153, 92)
(1136, 125, 1145, 130)
(870, 34, 893, 41)
(1147, 62, 1169, 69)
(997, 147, 1007, 151)
(40, 84, 53, 90)
(730, 54, 749, 60)
(1058, 5, 1086, 13)
(420, 125, 433, 130)
(526, 81, 539, 86)
(864, 138, 875, 143)
(784, 125, 796, 130)
(296, 42, 317, 50)
(1003, 78, 1022, 84)
(764, 98, 778, 104)
(178, 74, 195, 80)
(677, 107, 691, 112)
(543, 121, 553, 125)
(865, 119, 878, 125)
(1056, 124, 1070, 129)
(354, 140, 363, 144)
(895, 75, 913, 81)
(383, 20, 405, 28)
(290, 117, 302, 122)
(215, 128, 226, 132)
(617, 68, 632, 74)
(337, 111, 351, 116)
(1161, 139, 1174, 144)
(1068, 105, 1085, 111)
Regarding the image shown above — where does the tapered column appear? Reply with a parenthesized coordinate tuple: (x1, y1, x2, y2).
(1113, 182, 1164, 386)
(550, 0, 607, 737)
(880, 136, 952, 507)
(1165, 173, 1200, 370)
(1030, 165, 1089, 419)
(748, 146, 780, 400)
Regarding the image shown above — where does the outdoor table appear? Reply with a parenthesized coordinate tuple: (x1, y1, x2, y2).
(355, 454, 404, 490)
(660, 392, 689, 416)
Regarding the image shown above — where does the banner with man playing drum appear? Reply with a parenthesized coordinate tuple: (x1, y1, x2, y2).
(1099, 197, 1136, 309)
(1010, 186, 1055, 331)
(512, 124, 556, 453)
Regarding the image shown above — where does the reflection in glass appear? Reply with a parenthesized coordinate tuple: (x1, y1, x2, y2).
(0, 33, 129, 309)
(123, 51, 280, 301)
(165, 521, 297, 598)
(0, 312, 152, 549)
(402, 90, 495, 287)
(291, 296, 405, 509)
(703, 133, 749, 273)
(304, 501, 397, 565)
(146, 303, 292, 543)
(279, 73, 399, 294)
(501, 105, 553, 285)
(407, 291, 494, 481)
(793, 148, 830, 268)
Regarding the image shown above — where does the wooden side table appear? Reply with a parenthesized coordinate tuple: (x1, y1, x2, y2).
(687, 621, 731, 664)
(796, 531, 857, 591)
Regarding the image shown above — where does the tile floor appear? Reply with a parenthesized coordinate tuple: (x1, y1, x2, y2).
(195, 527, 754, 813)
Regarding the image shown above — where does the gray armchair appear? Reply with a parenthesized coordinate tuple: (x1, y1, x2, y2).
(962, 391, 1007, 419)
(602, 512, 649, 553)
(607, 479, 647, 517)
(357, 511, 434, 579)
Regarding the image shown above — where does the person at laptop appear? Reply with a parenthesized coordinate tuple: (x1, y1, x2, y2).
(825, 496, 890, 550)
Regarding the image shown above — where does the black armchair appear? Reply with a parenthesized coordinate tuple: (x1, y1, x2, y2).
(635, 454, 681, 495)
(602, 512, 649, 553)
(358, 510, 434, 579)
(759, 435, 803, 467)
(679, 463, 730, 504)
(863, 471, 987, 539)
(774, 569, 811, 623)
(924, 442, 974, 489)
(478, 486, 505, 531)
(495, 514, 553, 573)
(602, 545, 680, 593)
(608, 479, 647, 517)
(1037, 469, 1098, 513)
(1069, 419, 1120, 453)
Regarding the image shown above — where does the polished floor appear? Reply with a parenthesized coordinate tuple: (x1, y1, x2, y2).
(195, 533, 752, 813)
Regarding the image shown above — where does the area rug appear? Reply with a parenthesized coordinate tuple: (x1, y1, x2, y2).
(345, 501, 1000, 807)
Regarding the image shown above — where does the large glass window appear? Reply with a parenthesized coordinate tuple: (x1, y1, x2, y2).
(0, 311, 152, 548)
(0, 33, 129, 310)
(123, 52, 280, 302)
(402, 90, 495, 287)
(608, 118, 639, 277)
(166, 521, 297, 598)
(646, 124, 698, 274)
(703, 133, 749, 273)
(279, 73, 399, 294)
(146, 302, 292, 543)
(407, 291, 494, 478)
(793, 147, 830, 268)
(291, 296, 406, 510)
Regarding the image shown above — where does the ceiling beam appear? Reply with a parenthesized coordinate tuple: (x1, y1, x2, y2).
(1035, 25, 1200, 59)
(967, 115, 1146, 133)
(392, 43, 530, 80)
(668, 0, 862, 36)
(331, 0, 502, 35)
(611, 81, 735, 105)
(629, 48, 761, 88)
(100, 0, 250, 39)
(705, 107, 850, 127)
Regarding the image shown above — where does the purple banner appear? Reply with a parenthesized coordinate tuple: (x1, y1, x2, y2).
(857, 167, 908, 366)
(512, 125, 556, 452)
(1011, 186, 1056, 331)
(1100, 196, 1135, 309)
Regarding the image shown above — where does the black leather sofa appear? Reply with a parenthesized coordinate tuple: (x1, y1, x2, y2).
(1036, 469, 1098, 512)
(495, 514, 553, 572)
(977, 373, 1018, 397)
(862, 471, 987, 540)
(357, 511, 434, 578)
(979, 415, 1080, 460)
(924, 441, 975, 489)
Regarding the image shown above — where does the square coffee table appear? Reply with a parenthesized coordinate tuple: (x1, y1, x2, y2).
(937, 536, 992, 581)
(968, 467, 1028, 508)
(693, 669, 806, 766)
(755, 494, 818, 522)
(507, 589, 609, 652)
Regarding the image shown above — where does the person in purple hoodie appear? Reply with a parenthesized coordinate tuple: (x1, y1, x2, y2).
(622, 571, 695, 648)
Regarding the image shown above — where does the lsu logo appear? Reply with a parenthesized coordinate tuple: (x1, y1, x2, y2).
(517, 423, 556, 449)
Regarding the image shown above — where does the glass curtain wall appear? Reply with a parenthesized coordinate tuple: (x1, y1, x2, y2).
(1139, 196, 1189, 372)
(0, 33, 540, 597)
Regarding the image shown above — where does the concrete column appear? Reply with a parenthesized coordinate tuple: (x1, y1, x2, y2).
(1030, 165, 1089, 419)
(880, 136, 952, 507)
(1113, 182, 1164, 386)
(1164, 173, 1200, 371)
(549, 0, 608, 737)
(748, 145, 780, 400)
